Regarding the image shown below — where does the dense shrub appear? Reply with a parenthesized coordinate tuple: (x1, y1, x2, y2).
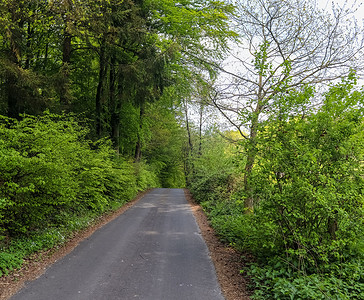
(248, 77, 364, 266)
(187, 131, 239, 203)
(189, 171, 235, 203)
(0, 113, 159, 274)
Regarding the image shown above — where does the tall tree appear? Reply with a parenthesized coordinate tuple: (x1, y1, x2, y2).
(0, 0, 53, 117)
(95, 0, 236, 155)
(211, 0, 364, 212)
(0, 0, 236, 160)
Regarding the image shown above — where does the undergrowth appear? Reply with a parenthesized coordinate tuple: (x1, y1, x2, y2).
(199, 198, 364, 300)
(0, 113, 159, 276)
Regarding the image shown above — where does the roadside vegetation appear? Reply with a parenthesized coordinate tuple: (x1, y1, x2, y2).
(0, 113, 158, 276)
(187, 76, 364, 299)
(0, 0, 363, 298)
(185, 1, 364, 298)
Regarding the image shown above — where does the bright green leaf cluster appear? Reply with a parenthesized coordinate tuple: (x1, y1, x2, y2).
(0, 113, 155, 238)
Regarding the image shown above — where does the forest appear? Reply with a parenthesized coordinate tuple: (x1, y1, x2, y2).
(0, 0, 363, 299)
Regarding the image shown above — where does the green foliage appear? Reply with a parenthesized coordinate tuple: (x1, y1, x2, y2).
(0, 112, 162, 275)
(201, 195, 364, 299)
(188, 76, 364, 299)
(148, 0, 236, 60)
(191, 171, 234, 203)
(0, 0, 235, 159)
(133, 161, 161, 191)
(247, 256, 364, 300)
(201, 198, 245, 245)
(188, 131, 239, 202)
(249, 76, 364, 267)
(0, 252, 22, 277)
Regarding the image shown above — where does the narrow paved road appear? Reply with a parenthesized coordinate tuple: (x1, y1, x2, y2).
(11, 189, 224, 300)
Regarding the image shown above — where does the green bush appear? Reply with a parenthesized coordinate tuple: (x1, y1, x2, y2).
(248, 77, 364, 268)
(188, 77, 364, 299)
(0, 113, 147, 236)
(134, 161, 161, 191)
(0, 112, 161, 275)
(0, 114, 81, 234)
(0, 113, 159, 257)
(190, 171, 235, 203)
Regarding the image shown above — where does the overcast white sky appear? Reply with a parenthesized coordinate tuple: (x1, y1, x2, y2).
(318, 0, 364, 20)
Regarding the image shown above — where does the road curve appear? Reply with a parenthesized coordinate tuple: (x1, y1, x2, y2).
(11, 188, 224, 300)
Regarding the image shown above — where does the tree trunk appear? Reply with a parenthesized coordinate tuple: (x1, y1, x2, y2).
(183, 99, 194, 185)
(6, 12, 22, 119)
(96, 41, 107, 138)
(134, 105, 144, 162)
(25, 23, 33, 70)
(198, 103, 203, 156)
(59, 26, 71, 108)
(243, 149, 256, 212)
(43, 31, 50, 71)
(185, 101, 193, 154)
(59, 0, 73, 109)
(109, 56, 120, 152)
(243, 74, 264, 213)
(62, 32, 71, 65)
(6, 74, 19, 119)
(328, 212, 338, 240)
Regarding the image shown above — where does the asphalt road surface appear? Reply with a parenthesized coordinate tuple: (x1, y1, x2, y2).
(11, 188, 225, 300)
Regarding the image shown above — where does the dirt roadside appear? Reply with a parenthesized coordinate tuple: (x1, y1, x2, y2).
(184, 189, 252, 300)
(0, 189, 251, 300)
